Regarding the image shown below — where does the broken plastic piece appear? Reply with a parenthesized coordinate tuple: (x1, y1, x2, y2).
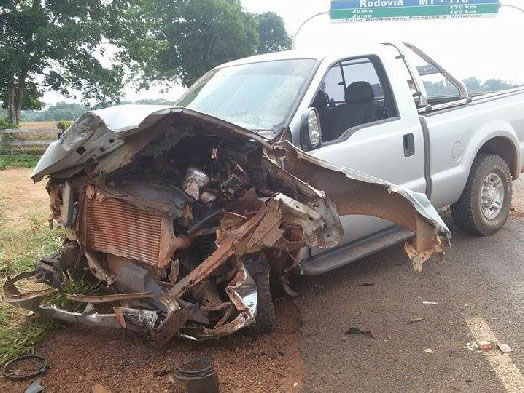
(3, 355, 47, 381)
(498, 343, 513, 353)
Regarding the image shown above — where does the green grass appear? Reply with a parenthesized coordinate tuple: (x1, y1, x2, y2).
(0, 212, 64, 276)
(0, 153, 41, 170)
(0, 197, 64, 365)
(0, 312, 58, 365)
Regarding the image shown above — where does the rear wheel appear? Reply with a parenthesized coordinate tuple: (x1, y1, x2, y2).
(244, 253, 275, 334)
(451, 154, 512, 236)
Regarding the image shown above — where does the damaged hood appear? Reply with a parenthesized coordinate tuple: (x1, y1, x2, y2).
(33, 104, 449, 242)
(32, 105, 270, 182)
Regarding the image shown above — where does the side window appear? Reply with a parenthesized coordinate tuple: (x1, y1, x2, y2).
(312, 56, 397, 143)
(323, 66, 345, 103)
(403, 48, 460, 105)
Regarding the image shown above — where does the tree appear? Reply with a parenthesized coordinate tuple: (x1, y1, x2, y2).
(463, 77, 482, 93)
(117, 0, 259, 88)
(482, 78, 517, 92)
(256, 12, 292, 55)
(1, 80, 44, 118)
(0, 1, 125, 124)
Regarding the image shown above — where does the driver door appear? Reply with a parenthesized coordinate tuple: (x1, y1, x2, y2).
(309, 55, 426, 246)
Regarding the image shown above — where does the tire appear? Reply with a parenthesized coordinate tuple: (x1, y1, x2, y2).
(451, 154, 512, 236)
(244, 253, 275, 334)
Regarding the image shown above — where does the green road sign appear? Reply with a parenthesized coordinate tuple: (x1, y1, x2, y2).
(330, 1, 500, 22)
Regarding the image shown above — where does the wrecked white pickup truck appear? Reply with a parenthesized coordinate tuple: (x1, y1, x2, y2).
(4, 46, 450, 344)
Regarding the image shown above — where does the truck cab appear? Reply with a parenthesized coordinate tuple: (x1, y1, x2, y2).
(212, 42, 524, 274)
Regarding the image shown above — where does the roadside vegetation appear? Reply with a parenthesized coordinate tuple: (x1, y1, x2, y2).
(0, 196, 64, 365)
(0, 153, 41, 171)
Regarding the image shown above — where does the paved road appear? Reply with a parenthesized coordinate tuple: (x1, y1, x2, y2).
(295, 179, 524, 393)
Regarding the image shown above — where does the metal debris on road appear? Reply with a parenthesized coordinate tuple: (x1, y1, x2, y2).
(408, 317, 425, 324)
(345, 327, 375, 339)
(422, 301, 439, 305)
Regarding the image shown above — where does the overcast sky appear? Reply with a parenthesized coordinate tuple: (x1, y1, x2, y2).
(43, 0, 524, 105)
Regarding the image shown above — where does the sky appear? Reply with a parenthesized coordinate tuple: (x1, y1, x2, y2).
(42, 0, 524, 105)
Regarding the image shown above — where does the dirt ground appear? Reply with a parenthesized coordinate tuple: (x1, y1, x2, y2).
(0, 168, 48, 230)
(1, 300, 304, 393)
(0, 168, 305, 393)
(19, 122, 58, 130)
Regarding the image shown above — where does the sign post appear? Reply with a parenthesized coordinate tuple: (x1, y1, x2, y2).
(330, 0, 501, 22)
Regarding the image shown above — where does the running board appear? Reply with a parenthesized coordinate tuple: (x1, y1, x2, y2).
(298, 226, 414, 275)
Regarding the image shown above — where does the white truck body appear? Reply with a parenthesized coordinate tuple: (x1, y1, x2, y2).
(222, 43, 524, 273)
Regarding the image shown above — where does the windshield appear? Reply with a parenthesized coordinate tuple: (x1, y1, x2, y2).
(177, 59, 318, 131)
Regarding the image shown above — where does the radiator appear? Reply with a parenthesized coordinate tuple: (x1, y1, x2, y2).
(82, 195, 163, 267)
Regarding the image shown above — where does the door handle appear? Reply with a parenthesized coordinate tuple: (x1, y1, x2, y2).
(403, 133, 415, 157)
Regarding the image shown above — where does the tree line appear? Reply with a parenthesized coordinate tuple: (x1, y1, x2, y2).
(1, 1, 292, 125)
(424, 77, 518, 98)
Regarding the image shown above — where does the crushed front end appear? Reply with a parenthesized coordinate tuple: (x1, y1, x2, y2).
(3, 106, 450, 344)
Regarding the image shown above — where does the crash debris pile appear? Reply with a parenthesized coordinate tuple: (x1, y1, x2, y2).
(3, 108, 449, 344)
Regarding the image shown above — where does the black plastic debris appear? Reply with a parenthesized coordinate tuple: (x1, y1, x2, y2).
(3, 355, 47, 381)
(345, 327, 375, 339)
(175, 357, 219, 393)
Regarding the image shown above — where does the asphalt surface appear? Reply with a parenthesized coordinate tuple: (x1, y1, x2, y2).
(294, 178, 524, 392)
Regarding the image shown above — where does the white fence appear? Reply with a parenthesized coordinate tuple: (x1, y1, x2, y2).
(0, 128, 59, 152)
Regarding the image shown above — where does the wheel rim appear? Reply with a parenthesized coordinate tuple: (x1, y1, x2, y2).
(480, 172, 505, 220)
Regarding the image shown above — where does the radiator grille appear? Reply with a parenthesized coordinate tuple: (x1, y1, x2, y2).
(83, 196, 163, 267)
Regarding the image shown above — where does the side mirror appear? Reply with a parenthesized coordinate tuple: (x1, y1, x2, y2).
(300, 107, 322, 151)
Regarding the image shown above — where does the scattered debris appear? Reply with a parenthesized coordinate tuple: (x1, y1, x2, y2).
(280, 276, 299, 297)
(498, 343, 513, 353)
(422, 301, 438, 305)
(3, 354, 48, 381)
(465, 341, 479, 351)
(408, 317, 425, 324)
(359, 282, 375, 287)
(175, 357, 219, 393)
(424, 348, 433, 353)
(345, 327, 375, 339)
(478, 341, 494, 351)
(465, 340, 507, 352)
(24, 378, 44, 393)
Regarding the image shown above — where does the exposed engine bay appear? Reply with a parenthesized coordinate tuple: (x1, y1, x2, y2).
(3, 106, 449, 345)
